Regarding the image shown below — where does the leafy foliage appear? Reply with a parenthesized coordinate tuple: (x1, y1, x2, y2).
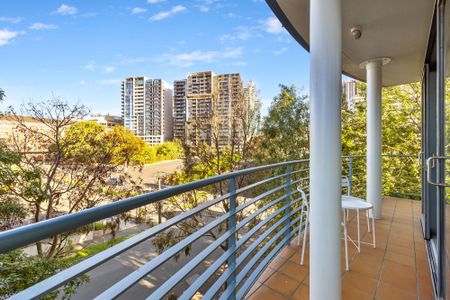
(0, 250, 88, 299)
(0, 99, 143, 255)
(258, 85, 309, 163)
(142, 141, 183, 164)
(341, 82, 421, 199)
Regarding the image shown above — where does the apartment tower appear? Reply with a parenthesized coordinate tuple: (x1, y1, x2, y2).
(121, 77, 173, 145)
(216, 73, 243, 147)
(185, 71, 216, 145)
(173, 80, 187, 140)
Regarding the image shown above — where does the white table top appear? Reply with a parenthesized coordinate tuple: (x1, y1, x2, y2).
(341, 195, 373, 209)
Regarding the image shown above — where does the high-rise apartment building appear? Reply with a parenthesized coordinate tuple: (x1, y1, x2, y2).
(243, 80, 262, 136)
(172, 71, 258, 147)
(185, 71, 216, 145)
(178, 71, 246, 147)
(343, 80, 363, 110)
(216, 73, 243, 147)
(173, 80, 187, 140)
(121, 77, 173, 146)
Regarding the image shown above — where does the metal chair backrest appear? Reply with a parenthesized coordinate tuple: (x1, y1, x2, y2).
(297, 186, 309, 211)
(341, 176, 350, 195)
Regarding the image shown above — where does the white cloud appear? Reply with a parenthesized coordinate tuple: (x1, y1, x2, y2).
(149, 5, 186, 21)
(147, 0, 166, 3)
(29, 23, 58, 30)
(158, 47, 243, 67)
(79, 80, 86, 85)
(84, 61, 96, 71)
(102, 66, 115, 73)
(199, 6, 209, 12)
(56, 4, 78, 15)
(0, 29, 24, 46)
(98, 79, 121, 85)
(220, 26, 252, 42)
(0, 16, 23, 24)
(264, 17, 284, 34)
(273, 47, 287, 55)
(131, 7, 147, 15)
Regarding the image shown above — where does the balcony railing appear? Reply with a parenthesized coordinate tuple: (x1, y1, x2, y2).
(0, 154, 419, 299)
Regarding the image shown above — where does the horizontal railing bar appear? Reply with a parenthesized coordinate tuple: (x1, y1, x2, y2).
(292, 176, 310, 185)
(219, 227, 289, 300)
(96, 210, 234, 299)
(290, 167, 310, 175)
(98, 186, 301, 299)
(235, 173, 287, 195)
(9, 192, 233, 300)
(204, 211, 303, 299)
(179, 199, 302, 299)
(235, 184, 288, 214)
(236, 227, 300, 300)
(0, 160, 307, 254)
(145, 192, 303, 300)
(233, 214, 302, 290)
(5, 154, 421, 299)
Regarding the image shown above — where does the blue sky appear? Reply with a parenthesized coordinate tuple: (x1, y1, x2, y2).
(0, 0, 310, 116)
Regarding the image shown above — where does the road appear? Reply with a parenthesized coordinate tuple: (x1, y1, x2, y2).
(128, 159, 183, 189)
(70, 159, 225, 299)
(71, 234, 222, 299)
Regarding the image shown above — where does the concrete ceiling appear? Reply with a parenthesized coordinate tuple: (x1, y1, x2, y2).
(266, 0, 441, 86)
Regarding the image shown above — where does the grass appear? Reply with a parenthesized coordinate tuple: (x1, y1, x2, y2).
(66, 235, 130, 265)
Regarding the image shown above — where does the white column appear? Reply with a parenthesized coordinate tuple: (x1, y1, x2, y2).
(365, 59, 383, 219)
(309, 0, 342, 299)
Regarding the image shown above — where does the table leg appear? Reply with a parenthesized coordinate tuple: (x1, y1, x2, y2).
(357, 208, 360, 252)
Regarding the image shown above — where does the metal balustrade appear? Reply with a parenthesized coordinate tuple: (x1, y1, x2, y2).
(0, 154, 420, 299)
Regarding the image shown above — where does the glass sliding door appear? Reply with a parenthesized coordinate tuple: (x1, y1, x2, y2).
(422, 1, 448, 298)
(444, 1, 449, 298)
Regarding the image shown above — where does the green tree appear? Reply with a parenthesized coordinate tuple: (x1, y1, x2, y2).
(0, 250, 87, 299)
(341, 82, 422, 199)
(0, 100, 146, 298)
(258, 85, 310, 163)
(0, 99, 143, 258)
(108, 126, 147, 167)
(153, 87, 261, 256)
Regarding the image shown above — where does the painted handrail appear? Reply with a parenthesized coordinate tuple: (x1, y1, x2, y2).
(1, 154, 419, 299)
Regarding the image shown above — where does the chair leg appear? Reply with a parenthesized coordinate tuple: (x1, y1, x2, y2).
(298, 206, 304, 246)
(344, 222, 349, 271)
(366, 210, 370, 233)
(301, 213, 308, 265)
(356, 208, 360, 252)
(372, 208, 376, 248)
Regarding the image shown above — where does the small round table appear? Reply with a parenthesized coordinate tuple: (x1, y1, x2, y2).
(341, 195, 376, 252)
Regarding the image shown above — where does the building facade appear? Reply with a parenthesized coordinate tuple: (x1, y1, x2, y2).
(82, 115, 123, 128)
(343, 80, 363, 110)
(173, 80, 187, 141)
(185, 71, 216, 145)
(243, 80, 262, 137)
(173, 71, 249, 147)
(216, 73, 243, 147)
(121, 77, 173, 146)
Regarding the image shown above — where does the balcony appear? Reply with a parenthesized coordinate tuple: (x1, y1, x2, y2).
(246, 197, 432, 300)
(0, 155, 427, 299)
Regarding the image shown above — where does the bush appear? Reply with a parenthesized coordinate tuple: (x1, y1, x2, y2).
(143, 141, 183, 164)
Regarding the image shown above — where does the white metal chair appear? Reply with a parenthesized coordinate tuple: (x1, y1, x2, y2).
(341, 177, 376, 251)
(297, 186, 349, 271)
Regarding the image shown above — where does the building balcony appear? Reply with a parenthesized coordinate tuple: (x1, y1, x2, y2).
(0, 155, 429, 299)
(247, 197, 432, 300)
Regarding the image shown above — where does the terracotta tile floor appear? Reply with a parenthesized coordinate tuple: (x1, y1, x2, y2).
(246, 197, 434, 300)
